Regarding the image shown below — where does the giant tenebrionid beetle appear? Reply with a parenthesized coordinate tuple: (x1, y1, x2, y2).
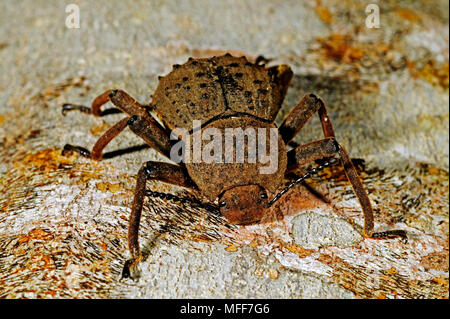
(62, 54, 407, 278)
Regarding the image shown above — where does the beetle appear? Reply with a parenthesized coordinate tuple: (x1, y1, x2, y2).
(62, 54, 407, 278)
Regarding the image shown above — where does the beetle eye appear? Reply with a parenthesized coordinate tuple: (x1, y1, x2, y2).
(219, 201, 227, 207)
(260, 193, 268, 199)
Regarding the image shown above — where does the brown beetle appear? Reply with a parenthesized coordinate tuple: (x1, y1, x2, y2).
(62, 54, 406, 278)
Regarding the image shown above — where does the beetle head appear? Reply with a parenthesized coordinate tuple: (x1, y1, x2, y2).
(218, 185, 269, 225)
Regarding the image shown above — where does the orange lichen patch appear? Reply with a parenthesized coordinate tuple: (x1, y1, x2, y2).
(396, 8, 422, 22)
(44, 290, 57, 297)
(31, 76, 89, 104)
(317, 34, 364, 63)
(89, 122, 111, 136)
(313, 33, 402, 76)
(6, 129, 42, 145)
(18, 228, 53, 244)
(99, 242, 108, 251)
(329, 258, 450, 299)
(420, 250, 449, 272)
(317, 253, 344, 265)
(192, 233, 214, 242)
(96, 182, 108, 192)
(359, 81, 380, 94)
(254, 267, 264, 277)
(376, 292, 387, 299)
(249, 240, 258, 248)
(225, 244, 239, 252)
(427, 165, 448, 176)
(314, 2, 333, 23)
(0, 114, 4, 125)
(408, 60, 449, 89)
(431, 277, 448, 286)
(76, 170, 105, 185)
(15, 148, 76, 172)
(284, 243, 315, 258)
(30, 254, 54, 270)
(109, 183, 122, 193)
(7, 94, 28, 109)
(268, 268, 279, 280)
(42, 88, 62, 99)
(387, 267, 398, 275)
(96, 181, 123, 193)
(174, 15, 198, 32)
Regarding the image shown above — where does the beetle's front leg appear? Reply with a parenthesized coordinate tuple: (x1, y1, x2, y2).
(286, 138, 407, 242)
(280, 94, 407, 242)
(123, 161, 195, 280)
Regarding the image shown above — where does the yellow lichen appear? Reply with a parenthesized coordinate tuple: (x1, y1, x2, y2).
(96, 182, 123, 193)
(409, 60, 449, 89)
(249, 240, 258, 248)
(89, 122, 111, 136)
(225, 244, 238, 252)
(314, 4, 333, 23)
(96, 182, 108, 192)
(396, 8, 421, 22)
(254, 267, 264, 277)
(268, 268, 279, 280)
(284, 243, 314, 258)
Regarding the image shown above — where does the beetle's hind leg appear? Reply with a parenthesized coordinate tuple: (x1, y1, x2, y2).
(123, 161, 196, 280)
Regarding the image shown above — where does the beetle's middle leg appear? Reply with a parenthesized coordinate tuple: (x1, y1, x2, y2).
(280, 94, 407, 241)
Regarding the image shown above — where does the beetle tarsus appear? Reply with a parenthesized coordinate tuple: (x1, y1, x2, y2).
(61, 103, 91, 116)
(121, 258, 140, 280)
(371, 230, 408, 243)
(62, 144, 91, 158)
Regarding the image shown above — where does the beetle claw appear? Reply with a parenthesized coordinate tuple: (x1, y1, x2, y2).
(61, 103, 91, 116)
(62, 144, 91, 158)
(121, 258, 141, 281)
(371, 230, 408, 243)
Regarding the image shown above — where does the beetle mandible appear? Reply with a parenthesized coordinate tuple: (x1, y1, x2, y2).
(62, 54, 407, 278)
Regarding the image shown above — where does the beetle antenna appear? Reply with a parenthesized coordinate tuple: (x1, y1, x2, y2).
(145, 190, 219, 213)
(268, 157, 339, 207)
